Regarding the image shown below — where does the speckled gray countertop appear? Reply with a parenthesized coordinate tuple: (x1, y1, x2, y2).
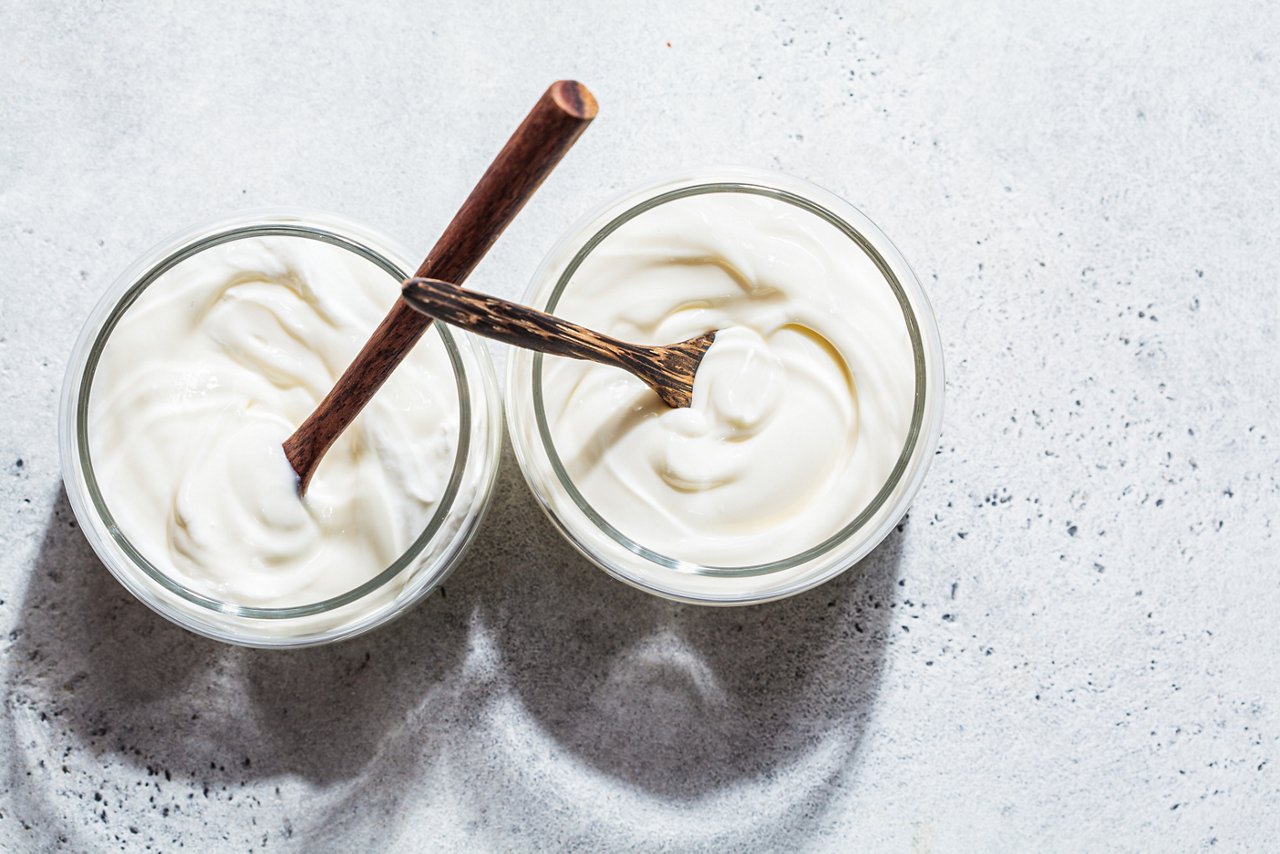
(2, 2, 1277, 850)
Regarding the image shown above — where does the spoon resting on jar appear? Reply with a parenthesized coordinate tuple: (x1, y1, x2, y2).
(401, 277, 716, 408)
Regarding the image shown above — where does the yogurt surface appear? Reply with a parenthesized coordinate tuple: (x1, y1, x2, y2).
(542, 191, 916, 566)
(89, 236, 460, 608)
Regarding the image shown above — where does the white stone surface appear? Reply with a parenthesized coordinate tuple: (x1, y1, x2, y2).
(2, 1, 1277, 850)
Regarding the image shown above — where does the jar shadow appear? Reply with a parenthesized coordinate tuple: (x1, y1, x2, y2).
(283, 438, 902, 848)
(7, 463, 902, 847)
(423, 441, 901, 841)
(3, 486, 469, 842)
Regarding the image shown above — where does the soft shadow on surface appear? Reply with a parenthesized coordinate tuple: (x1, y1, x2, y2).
(286, 442, 901, 849)
(3, 487, 470, 808)
(7, 455, 900, 847)
(448, 444, 900, 803)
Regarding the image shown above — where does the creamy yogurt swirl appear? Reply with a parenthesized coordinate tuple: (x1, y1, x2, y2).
(89, 236, 460, 608)
(543, 192, 915, 566)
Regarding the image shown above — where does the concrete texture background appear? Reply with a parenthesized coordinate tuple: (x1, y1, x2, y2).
(2, 1, 1277, 850)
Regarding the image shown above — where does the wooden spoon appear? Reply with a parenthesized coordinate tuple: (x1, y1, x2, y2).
(282, 81, 597, 494)
(402, 277, 717, 409)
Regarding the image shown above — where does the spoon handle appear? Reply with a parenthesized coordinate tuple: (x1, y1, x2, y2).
(402, 278, 641, 369)
(283, 81, 596, 493)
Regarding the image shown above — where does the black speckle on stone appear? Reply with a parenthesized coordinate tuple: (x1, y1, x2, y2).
(957, 531, 968, 539)
(242, 757, 251, 768)
(950, 582, 958, 599)
(1094, 563, 1105, 573)
(1067, 524, 1078, 537)
(129, 826, 139, 834)
(1223, 487, 1234, 498)
(942, 613, 954, 622)
(1156, 498, 1164, 507)
(14, 458, 22, 469)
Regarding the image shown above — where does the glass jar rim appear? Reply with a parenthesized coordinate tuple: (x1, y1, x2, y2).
(64, 211, 477, 619)
(522, 173, 941, 580)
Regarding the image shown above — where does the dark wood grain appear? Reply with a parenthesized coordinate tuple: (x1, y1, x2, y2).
(402, 277, 717, 409)
(283, 81, 597, 493)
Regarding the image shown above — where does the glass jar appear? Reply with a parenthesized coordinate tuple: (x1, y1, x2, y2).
(59, 210, 502, 646)
(505, 169, 945, 604)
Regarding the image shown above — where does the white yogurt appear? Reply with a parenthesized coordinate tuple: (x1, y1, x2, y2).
(541, 191, 916, 566)
(89, 236, 460, 608)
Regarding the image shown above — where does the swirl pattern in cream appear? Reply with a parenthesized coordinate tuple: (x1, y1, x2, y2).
(90, 236, 459, 607)
(544, 192, 915, 566)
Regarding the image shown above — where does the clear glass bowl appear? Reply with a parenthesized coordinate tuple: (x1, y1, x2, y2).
(506, 169, 945, 604)
(59, 210, 502, 647)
